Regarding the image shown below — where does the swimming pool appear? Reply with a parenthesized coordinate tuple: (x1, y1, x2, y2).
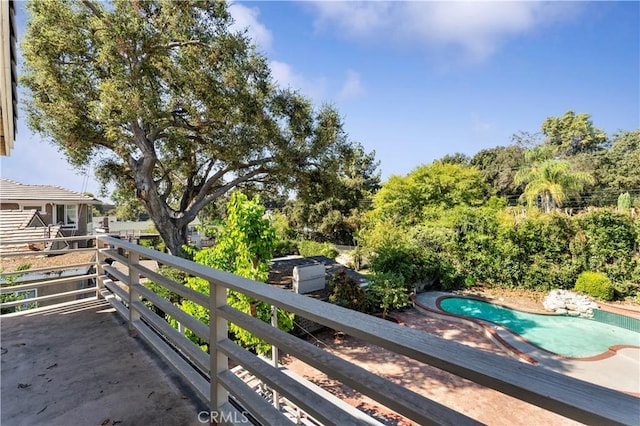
(438, 297, 640, 358)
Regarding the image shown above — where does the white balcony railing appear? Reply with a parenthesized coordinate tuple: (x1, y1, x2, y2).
(1, 234, 638, 425)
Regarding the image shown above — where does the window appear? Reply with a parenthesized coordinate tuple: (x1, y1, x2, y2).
(16, 289, 37, 311)
(22, 205, 44, 213)
(56, 205, 77, 228)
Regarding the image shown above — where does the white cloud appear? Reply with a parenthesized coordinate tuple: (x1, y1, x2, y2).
(269, 60, 327, 101)
(308, 2, 581, 64)
(338, 70, 365, 102)
(228, 3, 273, 51)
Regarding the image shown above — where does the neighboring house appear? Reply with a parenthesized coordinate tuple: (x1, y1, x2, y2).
(0, 209, 86, 311)
(0, 179, 101, 240)
(0, 0, 17, 155)
(0, 209, 66, 255)
(95, 217, 205, 247)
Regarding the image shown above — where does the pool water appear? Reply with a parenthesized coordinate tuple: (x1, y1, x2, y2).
(439, 297, 640, 358)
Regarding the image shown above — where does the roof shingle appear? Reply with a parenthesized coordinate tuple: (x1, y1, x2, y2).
(0, 179, 100, 204)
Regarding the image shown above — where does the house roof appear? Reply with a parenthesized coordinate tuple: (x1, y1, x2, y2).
(0, 179, 101, 204)
(0, 209, 45, 232)
(0, 209, 63, 254)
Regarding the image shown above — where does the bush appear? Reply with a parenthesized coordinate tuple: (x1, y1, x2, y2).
(273, 239, 298, 258)
(327, 269, 372, 313)
(370, 245, 419, 283)
(369, 272, 411, 318)
(297, 240, 339, 259)
(574, 271, 615, 301)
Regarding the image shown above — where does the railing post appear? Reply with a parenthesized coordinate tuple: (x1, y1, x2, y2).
(209, 280, 228, 416)
(271, 304, 280, 410)
(128, 251, 141, 331)
(95, 237, 103, 299)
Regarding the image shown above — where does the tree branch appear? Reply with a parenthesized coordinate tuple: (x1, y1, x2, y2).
(159, 40, 209, 50)
(178, 167, 269, 228)
(81, 0, 103, 19)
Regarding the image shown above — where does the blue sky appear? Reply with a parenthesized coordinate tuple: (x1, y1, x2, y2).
(1, 1, 638, 201)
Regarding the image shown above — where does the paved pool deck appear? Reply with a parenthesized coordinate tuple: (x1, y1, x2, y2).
(414, 291, 640, 396)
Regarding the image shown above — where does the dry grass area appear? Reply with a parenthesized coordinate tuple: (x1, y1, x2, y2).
(457, 285, 549, 312)
(282, 291, 583, 426)
(0, 252, 95, 273)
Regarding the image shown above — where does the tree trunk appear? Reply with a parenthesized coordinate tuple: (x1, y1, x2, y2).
(155, 220, 189, 257)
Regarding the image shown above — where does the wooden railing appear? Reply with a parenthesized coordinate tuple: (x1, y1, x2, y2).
(1, 234, 638, 425)
(0, 235, 98, 311)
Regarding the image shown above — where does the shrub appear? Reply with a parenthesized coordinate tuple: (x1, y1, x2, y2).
(574, 271, 615, 301)
(297, 240, 339, 259)
(327, 269, 372, 313)
(370, 245, 419, 283)
(617, 192, 631, 210)
(273, 239, 298, 258)
(369, 272, 411, 318)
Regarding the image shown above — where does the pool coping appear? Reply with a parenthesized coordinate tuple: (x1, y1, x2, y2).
(412, 294, 640, 364)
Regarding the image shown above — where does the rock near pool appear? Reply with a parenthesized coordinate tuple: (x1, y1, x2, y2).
(543, 290, 599, 318)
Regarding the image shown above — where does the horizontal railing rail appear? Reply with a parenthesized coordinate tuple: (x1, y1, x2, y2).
(91, 235, 638, 426)
(0, 235, 98, 313)
(2, 233, 638, 424)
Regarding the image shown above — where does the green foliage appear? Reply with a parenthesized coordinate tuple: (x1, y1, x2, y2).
(147, 266, 185, 303)
(370, 245, 430, 286)
(270, 211, 294, 241)
(0, 292, 25, 314)
(296, 240, 339, 259)
(373, 162, 488, 226)
(327, 269, 372, 313)
(617, 192, 631, 210)
(180, 192, 293, 354)
(515, 157, 594, 213)
(143, 266, 185, 318)
(284, 143, 380, 245)
(588, 130, 640, 206)
(138, 225, 166, 252)
(451, 206, 500, 284)
(574, 271, 615, 301)
(571, 210, 637, 282)
(369, 272, 411, 318)
(270, 211, 298, 257)
(494, 212, 578, 290)
(358, 218, 411, 253)
(111, 187, 147, 221)
(0, 264, 34, 314)
(21, 0, 370, 255)
(272, 239, 298, 258)
(357, 112, 639, 293)
(471, 145, 526, 200)
(541, 110, 609, 156)
(436, 152, 470, 165)
(348, 245, 365, 271)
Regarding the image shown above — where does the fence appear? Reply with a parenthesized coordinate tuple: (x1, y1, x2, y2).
(1, 234, 638, 425)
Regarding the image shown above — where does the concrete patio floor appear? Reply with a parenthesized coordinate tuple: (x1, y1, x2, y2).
(1, 298, 207, 426)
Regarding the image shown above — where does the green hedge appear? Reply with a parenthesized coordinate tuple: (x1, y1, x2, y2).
(296, 240, 339, 259)
(361, 207, 639, 293)
(574, 271, 615, 301)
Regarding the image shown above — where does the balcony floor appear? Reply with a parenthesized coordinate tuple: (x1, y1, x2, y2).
(1, 298, 207, 426)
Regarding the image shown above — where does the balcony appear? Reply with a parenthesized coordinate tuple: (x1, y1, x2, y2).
(1, 235, 639, 425)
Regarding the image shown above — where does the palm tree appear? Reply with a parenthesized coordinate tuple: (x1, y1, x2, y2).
(515, 159, 594, 213)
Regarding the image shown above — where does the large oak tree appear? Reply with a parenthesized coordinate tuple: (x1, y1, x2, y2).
(21, 0, 369, 255)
